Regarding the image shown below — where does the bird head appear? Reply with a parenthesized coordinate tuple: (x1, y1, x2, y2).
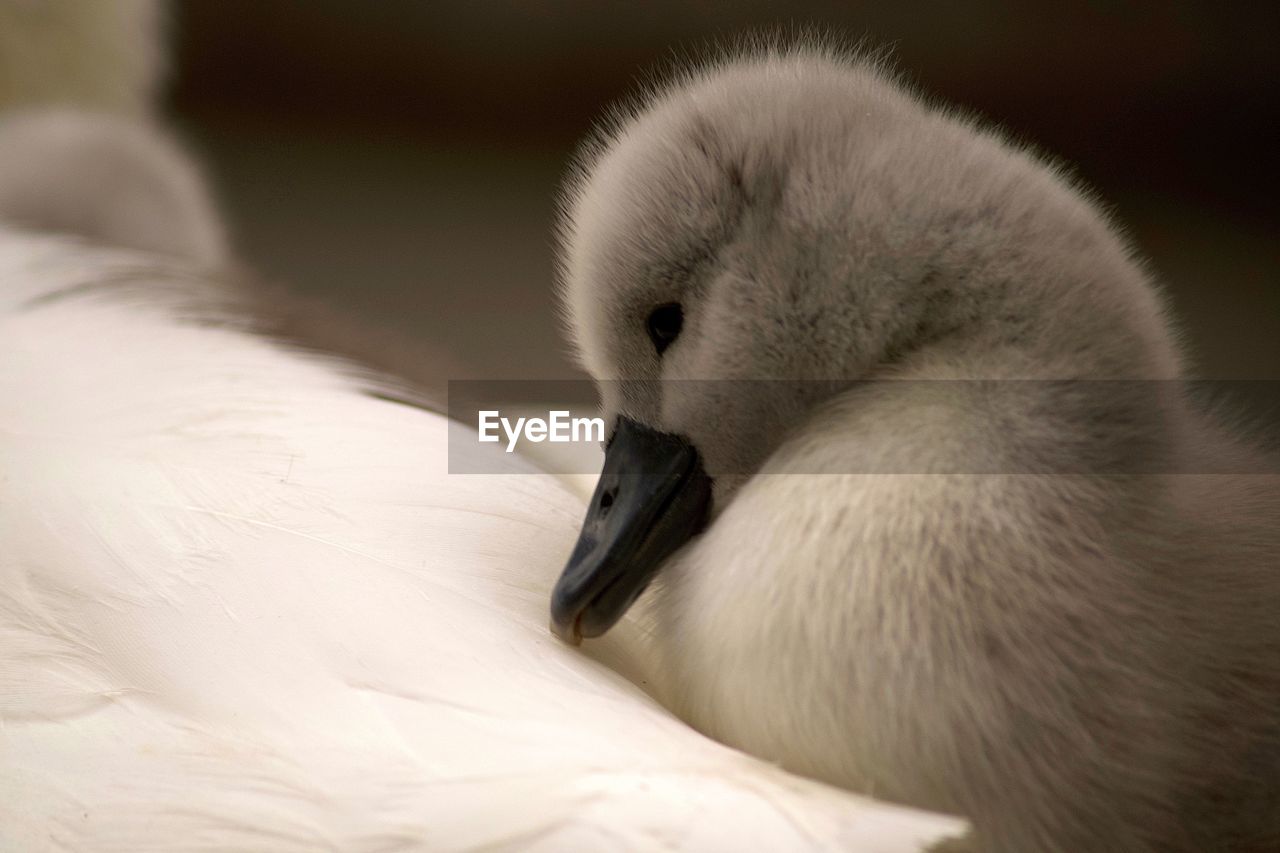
(549, 49, 1175, 643)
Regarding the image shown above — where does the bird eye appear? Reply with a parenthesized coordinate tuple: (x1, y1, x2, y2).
(646, 302, 683, 355)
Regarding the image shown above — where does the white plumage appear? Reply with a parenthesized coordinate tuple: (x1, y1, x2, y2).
(0, 228, 963, 850)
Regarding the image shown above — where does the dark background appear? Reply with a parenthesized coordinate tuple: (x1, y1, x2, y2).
(166, 1, 1279, 381)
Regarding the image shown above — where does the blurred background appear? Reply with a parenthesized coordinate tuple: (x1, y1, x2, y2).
(161, 2, 1277, 381)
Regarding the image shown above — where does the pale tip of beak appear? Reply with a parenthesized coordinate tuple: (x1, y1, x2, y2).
(550, 616, 584, 646)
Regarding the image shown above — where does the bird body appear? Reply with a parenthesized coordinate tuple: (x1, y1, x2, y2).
(0, 109, 963, 849)
(0, 226, 964, 851)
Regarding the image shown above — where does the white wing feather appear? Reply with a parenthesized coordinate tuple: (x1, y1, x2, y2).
(0, 232, 965, 851)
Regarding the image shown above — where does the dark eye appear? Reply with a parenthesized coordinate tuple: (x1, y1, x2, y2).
(646, 302, 683, 355)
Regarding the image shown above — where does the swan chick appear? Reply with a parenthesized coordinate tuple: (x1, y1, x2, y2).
(551, 49, 1280, 852)
(0, 109, 227, 265)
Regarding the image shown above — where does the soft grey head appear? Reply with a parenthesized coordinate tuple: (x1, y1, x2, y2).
(549, 47, 1178, 641)
(0, 110, 228, 266)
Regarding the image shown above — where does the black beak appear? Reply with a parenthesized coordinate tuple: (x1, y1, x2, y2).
(550, 416, 712, 644)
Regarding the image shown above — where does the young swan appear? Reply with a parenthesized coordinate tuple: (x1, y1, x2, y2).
(551, 52, 1280, 851)
(0, 109, 227, 265)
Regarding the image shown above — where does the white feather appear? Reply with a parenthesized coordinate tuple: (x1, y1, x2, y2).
(0, 230, 965, 851)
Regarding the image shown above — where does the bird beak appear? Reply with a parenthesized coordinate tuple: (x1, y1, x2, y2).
(550, 416, 712, 644)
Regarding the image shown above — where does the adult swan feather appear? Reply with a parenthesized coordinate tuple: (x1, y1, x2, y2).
(0, 112, 963, 850)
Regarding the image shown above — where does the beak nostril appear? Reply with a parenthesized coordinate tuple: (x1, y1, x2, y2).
(599, 488, 616, 513)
